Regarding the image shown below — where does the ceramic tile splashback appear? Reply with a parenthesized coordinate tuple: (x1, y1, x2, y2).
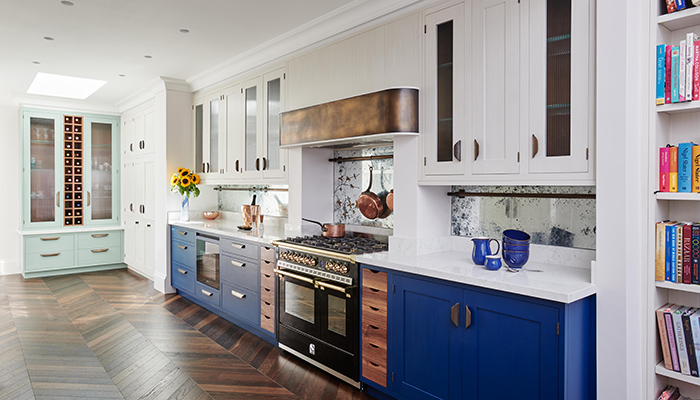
(451, 186, 596, 250)
(217, 185, 289, 218)
(333, 146, 393, 229)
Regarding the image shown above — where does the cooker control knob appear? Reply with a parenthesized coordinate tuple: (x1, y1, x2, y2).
(309, 258, 317, 266)
(327, 263, 336, 271)
(303, 257, 311, 265)
(293, 254, 300, 262)
(340, 265, 348, 274)
(334, 264, 342, 272)
(281, 252, 288, 260)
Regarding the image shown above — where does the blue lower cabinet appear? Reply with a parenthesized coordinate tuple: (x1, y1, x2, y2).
(221, 281, 260, 325)
(171, 240, 195, 267)
(171, 263, 194, 294)
(194, 282, 221, 308)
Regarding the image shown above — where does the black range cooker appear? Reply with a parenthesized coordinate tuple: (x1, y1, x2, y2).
(272, 233, 388, 387)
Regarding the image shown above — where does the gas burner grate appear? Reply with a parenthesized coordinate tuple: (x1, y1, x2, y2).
(283, 234, 388, 255)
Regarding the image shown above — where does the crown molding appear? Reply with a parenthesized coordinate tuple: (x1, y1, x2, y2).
(186, 0, 427, 93)
(10, 93, 120, 115)
(116, 77, 190, 113)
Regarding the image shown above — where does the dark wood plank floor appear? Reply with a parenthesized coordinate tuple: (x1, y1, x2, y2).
(0, 269, 376, 400)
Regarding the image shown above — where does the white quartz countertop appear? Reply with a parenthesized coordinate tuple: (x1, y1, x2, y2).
(169, 219, 286, 246)
(356, 250, 595, 304)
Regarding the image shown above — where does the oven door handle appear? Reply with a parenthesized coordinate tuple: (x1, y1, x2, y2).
(274, 268, 316, 285)
(316, 280, 352, 298)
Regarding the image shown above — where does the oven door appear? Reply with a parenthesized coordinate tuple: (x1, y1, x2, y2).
(317, 280, 357, 354)
(277, 269, 321, 338)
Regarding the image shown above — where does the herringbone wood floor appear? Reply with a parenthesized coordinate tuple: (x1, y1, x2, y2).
(0, 269, 375, 400)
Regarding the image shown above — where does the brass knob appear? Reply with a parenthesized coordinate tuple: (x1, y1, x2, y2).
(341, 266, 348, 274)
(309, 258, 317, 266)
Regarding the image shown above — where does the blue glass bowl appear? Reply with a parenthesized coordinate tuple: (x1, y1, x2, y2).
(502, 229, 531, 243)
(502, 249, 529, 269)
(502, 242, 530, 251)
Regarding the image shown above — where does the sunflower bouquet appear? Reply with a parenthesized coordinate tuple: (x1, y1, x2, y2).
(171, 168, 201, 198)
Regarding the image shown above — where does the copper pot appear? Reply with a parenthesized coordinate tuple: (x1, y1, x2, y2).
(386, 189, 394, 211)
(357, 165, 384, 220)
(302, 218, 345, 237)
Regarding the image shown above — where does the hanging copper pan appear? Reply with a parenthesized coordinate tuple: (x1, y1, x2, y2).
(357, 165, 384, 220)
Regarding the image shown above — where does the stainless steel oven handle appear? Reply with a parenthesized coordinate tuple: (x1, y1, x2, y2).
(274, 268, 316, 285)
(316, 280, 352, 298)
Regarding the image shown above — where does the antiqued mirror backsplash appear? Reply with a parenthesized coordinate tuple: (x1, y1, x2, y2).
(451, 186, 596, 250)
(217, 185, 289, 218)
(333, 146, 393, 229)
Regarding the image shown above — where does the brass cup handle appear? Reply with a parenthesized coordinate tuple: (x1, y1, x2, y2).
(230, 290, 246, 299)
(41, 253, 60, 257)
(230, 243, 245, 249)
(87, 191, 91, 206)
(177, 230, 187, 236)
(316, 281, 351, 298)
(230, 260, 245, 268)
(201, 289, 213, 297)
(91, 233, 108, 238)
(451, 302, 460, 327)
(177, 245, 187, 250)
(274, 268, 315, 285)
(40, 237, 60, 241)
(177, 268, 187, 275)
(91, 249, 108, 253)
(56, 191, 60, 207)
(465, 305, 472, 329)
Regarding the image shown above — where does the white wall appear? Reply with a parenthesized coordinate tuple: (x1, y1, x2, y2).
(0, 105, 20, 275)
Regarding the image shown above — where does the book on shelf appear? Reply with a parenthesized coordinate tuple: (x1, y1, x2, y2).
(667, 44, 673, 104)
(683, 223, 692, 284)
(658, 303, 675, 369)
(677, 224, 684, 283)
(659, 44, 667, 105)
(686, 34, 697, 101)
(673, 46, 681, 103)
(671, 146, 679, 192)
(680, 40, 687, 102)
(666, 0, 677, 14)
(694, 40, 700, 101)
(673, 305, 691, 374)
(682, 307, 699, 376)
(658, 221, 671, 281)
(677, 0, 688, 11)
(679, 143, 693, 192)
(668, 223, 678, 282)
(690, 308, 700, 373)
(657, 385, 680, 400)
(661, 146, 671, 192)
(693, 144, 700, 192)
(666, 304, 683, 372)
(693, 224, 700, 284)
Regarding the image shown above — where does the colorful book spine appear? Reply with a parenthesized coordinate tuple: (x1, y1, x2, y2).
(659, 44, 667, 105)
(684, 223, 692, 284)
(694, 41, 700, 101)
(677, 0, 688, 11)
(667, 304, 682, 372)
(683, 307, 700, 376)
(661, 146, 671, 191)
(658, 304, 675, 370)
(658, 221, 669, 281)
(668, 223, 677, 281)
(687, 34, 695, 101)
(677, 224, 684, 283)
(693, 145, 700, 192)
(679, 143, 693, 192)
(680, 41, 686, 102)
(693, 224, 700, 284)
(672, 46, 681, 103)
(667, 0, 678, 13)
(667, 45, 673, 104)
(671, 146, 679, 192)
(690, 308, 700, 370)
(673, 306, 691, 374)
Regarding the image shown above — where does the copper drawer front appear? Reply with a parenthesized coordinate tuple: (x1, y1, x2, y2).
(260, 245, 275, 263)
(361, 268, 388, 387)
(260, 262, 275, 334)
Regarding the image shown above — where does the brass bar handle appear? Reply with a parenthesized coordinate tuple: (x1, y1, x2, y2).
(87, 191, 91, 206)
(465, 305, 472, 329)
(453, 140, 462, 162)
(177, 244, 187, 250)
(56, 191, 60, 207)
(41, 253, 60, 257)
(474, 140, 480, 161)
(230, 290, 246, 299)
(274, 268, 315, 285)
(451, 302, 460, 327)
(532, 134, 539, 158)
(177, 230, 187, 236)
(91, 233, 108, 238)
(40, 237, 60, 241)
(230, 243, 245, 249)
(316, 281, 351, 298)
(201, 289, 213, 297)
(230, 260, 246, 268)
(91, 249, 108, 253)
(177, 268, 187, 275)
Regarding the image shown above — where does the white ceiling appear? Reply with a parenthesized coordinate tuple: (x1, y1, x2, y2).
(1, 0, 360, 106)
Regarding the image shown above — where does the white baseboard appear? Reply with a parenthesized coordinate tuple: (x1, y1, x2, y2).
(127, 264, 154, 281)
(0, 259, 20, 275)
(154, 270, 175, 294)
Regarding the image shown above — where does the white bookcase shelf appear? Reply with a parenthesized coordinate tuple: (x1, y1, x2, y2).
(656, 192, 700, 201)
(659, 7, 700, 31)
(656, 361, 700, 386)
(657, 101, 700, 114)
(656, 281, 700, 294)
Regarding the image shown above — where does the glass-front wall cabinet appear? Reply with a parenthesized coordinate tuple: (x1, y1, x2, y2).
(21, 109, 120, 229)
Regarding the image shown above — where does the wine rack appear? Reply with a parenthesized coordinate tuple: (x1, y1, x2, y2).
(63, 115, 83, 226)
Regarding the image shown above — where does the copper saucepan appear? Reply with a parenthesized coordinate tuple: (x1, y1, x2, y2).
(386, 189, 394, 212)
(302, 218, 345, 238)
(357, 165, 384, 220)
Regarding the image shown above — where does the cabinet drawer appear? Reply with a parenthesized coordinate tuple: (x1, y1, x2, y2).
(221, 237, 258, 260)
(194, 282, 221, 308)
(260, 245, 275, 263)
(362, 340, 387, 368)
(221, 254, 258, 291)
(171, 241, 195, 267)
(221, 282, 260, 324)
(260, 270, 275, 290)
(362, 268, 387, 292)
(78, 231, 121, 249)
(260, 258, 274, 276)
(362, 321, 387, 345)
(25, 250, 75, 272)
(362, 303, 388, 330)
(171, 226, 195, 245)
(77, 246, 122, 266)
(261, 284, 275, 304)
(260, 297, 275, 317)
(171, 263, 194, 294)
(362, 286, 388, 314)
(261, 312, 275, 333)
(25, 234, 74, 253)
(362, 355, 387, 388)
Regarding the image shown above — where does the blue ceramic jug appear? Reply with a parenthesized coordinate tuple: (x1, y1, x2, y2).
(471, 237, 500, 265)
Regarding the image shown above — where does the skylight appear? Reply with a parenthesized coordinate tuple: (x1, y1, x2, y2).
(27, 72, 107, 99)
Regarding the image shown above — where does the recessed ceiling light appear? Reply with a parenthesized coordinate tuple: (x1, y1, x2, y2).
(44, 36, 54, 41)
(27, 72, 107, 100)
(32, 61, 40, 65)
(179, 29, 190, 33)
(118, 74, 125, 77)
(144, 55, 152, 59)
(61, 1, 74, 6)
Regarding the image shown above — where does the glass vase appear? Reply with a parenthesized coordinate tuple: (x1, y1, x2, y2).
(181, 197, 190, 222)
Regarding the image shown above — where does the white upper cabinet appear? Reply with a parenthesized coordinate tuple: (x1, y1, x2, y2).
(471, 0, 520, 175)
(240, 75, 264, 179)
(223, 83, 243, 178)
(261, 67, 287, 180)
(423, 2, 468, 176)
(193, 93, 227, 182)
(123, 105, 155, 157)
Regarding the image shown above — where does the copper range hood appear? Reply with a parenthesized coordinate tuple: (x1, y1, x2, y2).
(280, 87, 419, 148)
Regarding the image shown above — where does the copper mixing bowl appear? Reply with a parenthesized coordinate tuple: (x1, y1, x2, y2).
(202, 211, 220, 220)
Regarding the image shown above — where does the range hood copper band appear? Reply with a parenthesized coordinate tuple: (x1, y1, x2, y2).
(279, 88, 418, 147)
(271, 240, 357, 263)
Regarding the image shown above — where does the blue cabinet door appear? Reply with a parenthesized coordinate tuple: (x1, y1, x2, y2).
(462, 290, 560, 400)
(393, 275, 463, 400)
